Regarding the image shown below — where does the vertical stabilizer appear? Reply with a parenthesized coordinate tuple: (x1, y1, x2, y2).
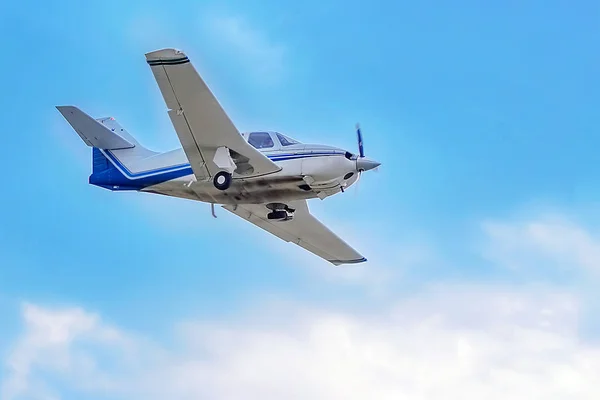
(92, 147, 111, 174)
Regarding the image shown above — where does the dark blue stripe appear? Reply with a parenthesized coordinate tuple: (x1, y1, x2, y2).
(104, 150, 344, 180)
(91, 150, 345, 191)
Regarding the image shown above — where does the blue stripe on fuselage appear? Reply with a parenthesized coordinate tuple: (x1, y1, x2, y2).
(89, 149, 344, 190)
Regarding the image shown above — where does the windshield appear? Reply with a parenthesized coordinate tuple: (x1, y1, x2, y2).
(276, 132, 300, 146)
(248, 132, 275, 149)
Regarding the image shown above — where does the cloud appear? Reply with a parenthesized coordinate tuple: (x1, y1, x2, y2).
(482, 213, 600, 275)
(203, 13, 287, 83)
(1, 304, 132, 400)
(2, 285, 600, 400)
(4, 211, 600, 399)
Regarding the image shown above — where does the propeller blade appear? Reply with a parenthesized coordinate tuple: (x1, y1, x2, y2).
(356, 123, 365, 158)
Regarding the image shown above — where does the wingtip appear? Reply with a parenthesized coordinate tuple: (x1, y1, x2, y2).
(331, 257, 368, 266)
(145, 48, 187, 61)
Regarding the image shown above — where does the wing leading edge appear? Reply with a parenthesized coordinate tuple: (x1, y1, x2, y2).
(145, 48, 281, 181)
(223, 201, 367, 266)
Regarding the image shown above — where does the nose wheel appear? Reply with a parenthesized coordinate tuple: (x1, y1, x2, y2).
(213, 171, 232, 190)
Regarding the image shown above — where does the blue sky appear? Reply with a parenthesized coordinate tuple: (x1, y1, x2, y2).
(1, 1, 600, 399)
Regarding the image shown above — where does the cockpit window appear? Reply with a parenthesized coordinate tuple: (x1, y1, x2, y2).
(248, 132, 274, 149)
(276, 132, 300, 146)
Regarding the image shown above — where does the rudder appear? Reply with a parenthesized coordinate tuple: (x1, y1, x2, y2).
(92, 147, 111, 174)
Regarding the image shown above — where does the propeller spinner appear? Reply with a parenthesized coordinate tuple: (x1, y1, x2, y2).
(354, 123, 380, 172)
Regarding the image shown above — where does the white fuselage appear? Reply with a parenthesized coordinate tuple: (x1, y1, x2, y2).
(92, 128, 378, 205)
(140, 144, 360, 205)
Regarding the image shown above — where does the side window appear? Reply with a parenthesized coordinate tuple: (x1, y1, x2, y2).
(276, 132, 299, 146)
(248, 132, 274, 149)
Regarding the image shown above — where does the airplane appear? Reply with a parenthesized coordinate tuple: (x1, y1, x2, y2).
(56, 48, 381, 266)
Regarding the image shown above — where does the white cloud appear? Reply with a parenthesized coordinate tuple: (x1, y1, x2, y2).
(5, 211, 600, 399)
(2, 285, 600, 400)
(203, 13, 287, 82)
(482, 213, 600, 274)
(1, 304, 132, 400)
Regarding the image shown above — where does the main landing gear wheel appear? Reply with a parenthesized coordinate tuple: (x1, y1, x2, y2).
(213, 171, 232, 190)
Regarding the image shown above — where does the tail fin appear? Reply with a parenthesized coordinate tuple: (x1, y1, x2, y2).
(92, 147, 111, 174)
(57, 105, 160, 190)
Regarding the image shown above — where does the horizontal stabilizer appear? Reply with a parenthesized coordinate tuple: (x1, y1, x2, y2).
(56, 106, 135, 150)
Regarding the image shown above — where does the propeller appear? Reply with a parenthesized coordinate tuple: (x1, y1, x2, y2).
(354, 123, 380, 172)
(352, 123, 380, 195)
(354, 123, 364, 195)
(356, 123, 365, 158)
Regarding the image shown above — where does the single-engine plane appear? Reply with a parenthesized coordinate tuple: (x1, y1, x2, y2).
(57, 48, 380, 265)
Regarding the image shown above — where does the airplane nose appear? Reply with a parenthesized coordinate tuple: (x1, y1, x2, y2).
(356, 158, 381, 172)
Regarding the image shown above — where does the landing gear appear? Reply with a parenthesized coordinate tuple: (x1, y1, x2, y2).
(267, 210, 289, 220)
(213, 171, 232, 190)
(266, 203, 295, 222)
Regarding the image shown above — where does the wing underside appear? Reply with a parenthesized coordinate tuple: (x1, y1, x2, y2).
(145, 48, 281, 181)
(223, 201, 366, 266)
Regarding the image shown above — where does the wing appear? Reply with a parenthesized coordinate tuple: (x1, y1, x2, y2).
(223, 201, 366, 266)
(145, 48, 281, 180)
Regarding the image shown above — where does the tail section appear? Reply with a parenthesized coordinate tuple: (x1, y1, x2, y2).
(57, 105, 156, 190)
(57, 105, 192, 191)
(88, 147, 149, 191)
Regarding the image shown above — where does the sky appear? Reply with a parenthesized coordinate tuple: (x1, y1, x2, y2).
(0, 0, 599, 398)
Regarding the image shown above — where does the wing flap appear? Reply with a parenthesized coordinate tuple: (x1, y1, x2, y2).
(223, 201, 366, 266)
(145, 48, 281, 180)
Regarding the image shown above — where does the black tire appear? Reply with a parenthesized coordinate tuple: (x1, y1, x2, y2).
(213, 171, 232, 190)
(267, 210, 288, 220)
